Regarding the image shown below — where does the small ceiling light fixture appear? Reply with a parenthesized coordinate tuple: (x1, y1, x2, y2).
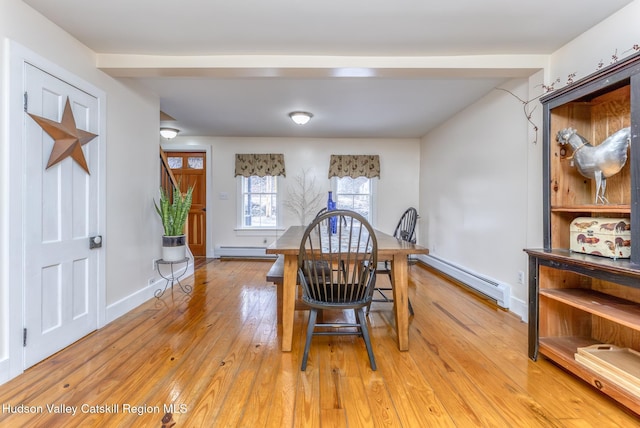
(160, 127, 179, 139)
(289, 111, 313, 125)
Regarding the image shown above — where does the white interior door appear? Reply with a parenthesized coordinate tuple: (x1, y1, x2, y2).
(23, 63, 101, 368)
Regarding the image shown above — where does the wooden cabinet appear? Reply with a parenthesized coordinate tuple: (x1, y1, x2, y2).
(526, 52, 640, 414)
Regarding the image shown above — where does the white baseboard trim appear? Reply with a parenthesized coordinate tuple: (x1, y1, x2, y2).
(105, 263, 193, 324)
(0, 358, 11, 385)
(215, 246, 276, 259)
(509, 296, 528, 323)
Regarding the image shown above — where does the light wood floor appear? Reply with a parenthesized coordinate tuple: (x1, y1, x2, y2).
(0, 259, 637, 427)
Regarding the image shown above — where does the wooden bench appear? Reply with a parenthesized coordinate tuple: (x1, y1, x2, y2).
(266, 255, 319, 323)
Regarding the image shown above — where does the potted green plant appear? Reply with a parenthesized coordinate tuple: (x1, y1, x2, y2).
(155, 183, 194, 261)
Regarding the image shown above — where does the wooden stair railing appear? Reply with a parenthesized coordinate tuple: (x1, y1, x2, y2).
(159, 148, 178, 196)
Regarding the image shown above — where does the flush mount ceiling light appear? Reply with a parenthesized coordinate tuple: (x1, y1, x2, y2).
(289, 111, 313, 125)
(160, 127, 179, 139)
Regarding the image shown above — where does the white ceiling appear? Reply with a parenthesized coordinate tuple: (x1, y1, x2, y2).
(24, 0, 634, 138)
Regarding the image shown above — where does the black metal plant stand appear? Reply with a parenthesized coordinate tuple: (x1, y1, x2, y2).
(154, 257, 191, 298)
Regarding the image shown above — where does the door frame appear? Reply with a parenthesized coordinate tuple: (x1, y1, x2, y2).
(4, 41, 107, 381)
(161, 144, 214, 257)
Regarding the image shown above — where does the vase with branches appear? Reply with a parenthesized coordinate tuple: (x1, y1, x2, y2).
(283, 168, 324, 225)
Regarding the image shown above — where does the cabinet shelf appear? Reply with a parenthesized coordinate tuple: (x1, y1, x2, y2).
(551, 205, 631, 214)
(539, 288, 640, 331)
(539, 336, 600, 360)
(526, 248, 640, 284)
(538, 337, 640, 414)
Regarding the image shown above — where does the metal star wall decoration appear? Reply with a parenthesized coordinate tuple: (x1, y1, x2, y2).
(27, 97, 98, 174)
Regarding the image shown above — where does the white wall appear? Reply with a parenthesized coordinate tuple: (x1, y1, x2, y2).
(419, 0, 640, 320)
(0, 0, 163, 381)
(420, 77, 536, 315)
(163, 137, 421, 254)
(549, 1, 640, 84)
(103, 79, 162, 305)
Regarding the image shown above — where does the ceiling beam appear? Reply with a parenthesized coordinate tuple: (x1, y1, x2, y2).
(97, 54, 547, 79)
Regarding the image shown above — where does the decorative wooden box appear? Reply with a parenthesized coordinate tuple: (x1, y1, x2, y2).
(569, 217, 631, 259)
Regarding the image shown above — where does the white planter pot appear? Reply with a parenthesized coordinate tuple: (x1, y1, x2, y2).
(162, 235, 186, 261)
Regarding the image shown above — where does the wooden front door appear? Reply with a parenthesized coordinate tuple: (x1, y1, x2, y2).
(165, 152, 207, 256)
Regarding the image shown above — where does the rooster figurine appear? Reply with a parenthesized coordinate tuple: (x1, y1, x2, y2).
(556, 127, 631, 204)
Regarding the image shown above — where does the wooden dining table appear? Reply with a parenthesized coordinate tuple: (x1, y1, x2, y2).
(266, 225, 429, 352)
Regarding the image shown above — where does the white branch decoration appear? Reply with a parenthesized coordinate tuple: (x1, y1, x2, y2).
(283, 168, 325, 225)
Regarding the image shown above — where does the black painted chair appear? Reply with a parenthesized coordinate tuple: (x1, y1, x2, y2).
(316, 207, 348, 226)
(315, 207, 328, 218)
(298, 210, 378, 371)
(369, 207, 418, 315)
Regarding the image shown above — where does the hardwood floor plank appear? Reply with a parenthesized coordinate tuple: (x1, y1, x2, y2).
(261, 311, 305, 427)
(414, 289, 572, 426)
(295, 369, 321, 427)
(206, 294, 277, 423)
(22, 266, 240, 427)
(412, 267, 639, 425)
(373, 327, 456, 427)
(0, 293, 202, 427)
(235, 324, 281, 427)
(0, 260, 636, 427)
(319, 339, 347, 413)
(182, 288, 274, 424)
(342, 376, 376, 426)
(0, 306, 148, 406)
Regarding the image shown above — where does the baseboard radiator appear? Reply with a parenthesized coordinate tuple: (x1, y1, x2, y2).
(215, 246, 276, 259)
(419, 255, 510, 309)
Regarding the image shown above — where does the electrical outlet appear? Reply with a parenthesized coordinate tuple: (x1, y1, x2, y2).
(518, 271, 525, 285)
(152, 258, 157, 270)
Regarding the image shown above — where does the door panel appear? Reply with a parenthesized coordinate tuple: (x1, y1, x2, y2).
(24, 63, 100, 368)
(165, 152, 207, 256)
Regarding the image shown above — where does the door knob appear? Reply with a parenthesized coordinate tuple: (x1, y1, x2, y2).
(89, 235, 102, 249)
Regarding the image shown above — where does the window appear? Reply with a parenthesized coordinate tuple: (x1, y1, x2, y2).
(334, 176, 375, 223)
(240, 175, 279, 228)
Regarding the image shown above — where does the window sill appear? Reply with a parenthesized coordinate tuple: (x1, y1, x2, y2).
(234, 228, 286, 237)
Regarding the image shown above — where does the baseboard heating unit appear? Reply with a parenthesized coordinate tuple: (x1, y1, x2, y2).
(215, 246, 276, 259)
(420, 255, 510, 309)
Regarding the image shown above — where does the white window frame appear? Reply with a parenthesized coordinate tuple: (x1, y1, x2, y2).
(331, 176, 377, 225)
(236, 175, 282, 231)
